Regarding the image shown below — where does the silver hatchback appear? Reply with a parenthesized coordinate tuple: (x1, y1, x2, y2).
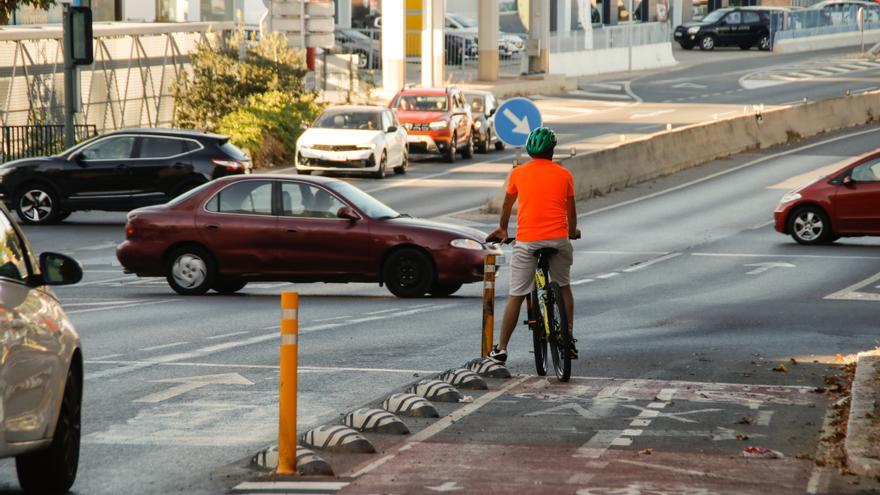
(0, 205, 83, 493)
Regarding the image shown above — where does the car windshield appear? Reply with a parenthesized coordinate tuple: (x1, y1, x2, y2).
(394, 95, 448, 112)
(314, 111, 382, 130)
(466, 95, 485, 114)
(327, 181, 400, 219)
(701, 9, 729, 22)
(449, 15, 477, 28)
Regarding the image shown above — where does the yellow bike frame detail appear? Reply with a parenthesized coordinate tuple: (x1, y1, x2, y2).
(535, 268, 552, 338)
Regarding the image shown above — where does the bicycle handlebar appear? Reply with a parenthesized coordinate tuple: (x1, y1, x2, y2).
(485, 232, 581, 245)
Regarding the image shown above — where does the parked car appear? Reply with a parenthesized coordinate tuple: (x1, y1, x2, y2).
(391, 87, 474, 163)
(464, 90, 504, 153)
(335, 28, 381, 69)
(674, 7, 783, 51)
(116, 175, 499, 297)
(0, 204, 83, 493)
(774, 151, 880, 244)
(296, 106, 408, 178)
(445, 14, 525, 58)
(0, 128, 250, 225)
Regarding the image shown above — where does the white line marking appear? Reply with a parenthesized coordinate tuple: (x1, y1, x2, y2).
(85, 359, 438, 374)
(234, 481, 350, 491)
(749, 220, 774, 230)
(580, 127, 880, 219)
(610, 437, 633, 446)
(824, 271, 880, 301)
(204, 331, 251, 340)
(140, 341, 190, 352)
(571, 278, 595, 286)
(692, 252, 880, 260)
(622, 253, 682, 272)
(596, 272, 619, 279)
(578, 250, 670, 256)
(656, 388, 676, 401)
(574, 430, 626, 459)
(90, 354, 122, 360)
(756, 410, 774, 426)
(76, 275, 136, 287)
(621, 429, 644, 436)
(568, 375, 814, 391)
(364, 308, 400, 315)
(806, 403, 837, 494)
(67, 299, 179, 315)
(571, 91, 633, 100)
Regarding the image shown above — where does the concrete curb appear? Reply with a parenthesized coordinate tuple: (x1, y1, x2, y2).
(846, 350, 880, 477)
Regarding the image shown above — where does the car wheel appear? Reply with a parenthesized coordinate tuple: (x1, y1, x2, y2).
(478, 130, 490, 154)
(495, 138, 505, 151)
(788, 206, 832, 245)
(428, 282, 463, 297)
(212, 278, 247, 294)
(461, 133, 474, 159)
(394, 150, 408, 175)
(699, 35, 716, 51)
(446, 134, 457, 163)
(16, 362, 81, 494)
(372, 152, 387, 179)
(383, 248, 435, 298)
(15, 184, 62, 225)
(166, 245, 216, 295)
(758, 33, 771, 51)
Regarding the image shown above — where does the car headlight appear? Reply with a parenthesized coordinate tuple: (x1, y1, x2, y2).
(450, 238, 484, 250)
(429, 120, 448, 130)
(779, 192, 802, 203)
(355, 144, 376, 150)
(687, 26, 700, 34)
(474, 120, 482, 129)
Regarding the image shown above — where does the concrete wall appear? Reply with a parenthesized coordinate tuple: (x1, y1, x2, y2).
(774, 28, 880, 53)
(548, 42, 676, 77)
(486, 90, 880, 210)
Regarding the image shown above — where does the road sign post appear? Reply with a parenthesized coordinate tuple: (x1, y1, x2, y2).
(494, 97, 543, 149)
(62, 4, 93, 149)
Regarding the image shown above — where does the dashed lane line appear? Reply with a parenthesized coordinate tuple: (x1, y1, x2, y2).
(84, 360, 439, 374)
(67, 299, 180, 315)
(140, 341, 190, 352)
(622, 252, 682, 272)
(204, 331, 251, 340)
(691, 252, 880, 260)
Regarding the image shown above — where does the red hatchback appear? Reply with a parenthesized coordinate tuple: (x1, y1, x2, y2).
(116, 175, 499, 297)
(774, 151, 880, 244)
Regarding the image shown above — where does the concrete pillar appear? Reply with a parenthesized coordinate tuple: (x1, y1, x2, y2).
(382, 0, 406, 95)
(421, 0, 445, 87)
(336, 0, 351, 28)
(477, 0, 499, 81)
(557, 0, 571, 34)
(528, 0, 550, 73)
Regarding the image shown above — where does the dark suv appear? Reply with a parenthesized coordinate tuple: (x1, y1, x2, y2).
(675, 7, 785, 51)
(0, 128, 250, 224)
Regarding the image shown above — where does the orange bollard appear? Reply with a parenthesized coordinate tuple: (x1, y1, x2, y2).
(481, 255, 497, 358)
(277, 292, 299, 475)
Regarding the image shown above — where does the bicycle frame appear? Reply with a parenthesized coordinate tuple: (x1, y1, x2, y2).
(526, 254, 552, 338)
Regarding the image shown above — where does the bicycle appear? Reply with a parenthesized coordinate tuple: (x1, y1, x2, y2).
(488, 237, 574, 382)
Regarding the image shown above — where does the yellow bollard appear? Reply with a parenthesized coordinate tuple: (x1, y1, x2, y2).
(481, 255, 497, 358)
(277, 291, 299, 475)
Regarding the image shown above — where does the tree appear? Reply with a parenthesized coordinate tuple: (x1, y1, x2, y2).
(1, 0, 54, 25)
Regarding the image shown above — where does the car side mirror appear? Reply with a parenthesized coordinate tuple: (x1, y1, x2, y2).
(37, 252, 82, 286)
(386, 125, 398, 133)
(488, 107, 496, 117)
(337, 206, 359, 221)
(70, 151, 83, 162)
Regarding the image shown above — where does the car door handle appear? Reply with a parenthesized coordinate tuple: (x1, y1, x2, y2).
(286, 228, 298, 234)
(206, 224, 219, 230)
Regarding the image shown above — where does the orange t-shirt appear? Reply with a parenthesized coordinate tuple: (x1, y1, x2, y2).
(506, 159, 574, 242)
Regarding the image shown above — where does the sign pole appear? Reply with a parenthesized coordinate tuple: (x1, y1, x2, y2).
(62, 3, 76, 149)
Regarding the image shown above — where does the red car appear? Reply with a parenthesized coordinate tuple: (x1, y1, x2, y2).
(774, 151, 880, 244)
(116, 175, 498, 297)
(390, 87, 474, 163)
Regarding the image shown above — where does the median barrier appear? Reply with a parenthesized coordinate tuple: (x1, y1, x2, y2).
(486, 90, 880, 211)
(548, 43, 677, 77)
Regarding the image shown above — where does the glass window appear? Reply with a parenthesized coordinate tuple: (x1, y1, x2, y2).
(852, 159, 880, 182)
(80, 136, 136, 160)
(702, 9, 729, 23)
(382, 112, 393, 131)
(724, 12, 742, 24)
(281, 183, 346, 219)
(743, 11, 761, 23)
(314, 111, 382, 130)
(138, 137, 190, 158)
(326, 181, 399, 219)
(0, 212, 28, 281)
(393, 95, 448, 112)
(220, 141, 248, 160)
(466, 94, 486, 114)
(209, 181, 273, 215)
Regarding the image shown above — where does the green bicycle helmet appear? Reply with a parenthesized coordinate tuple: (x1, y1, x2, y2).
(525, 127, 557, 158)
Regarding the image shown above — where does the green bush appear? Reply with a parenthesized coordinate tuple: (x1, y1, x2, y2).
(217, 90, 323, 168)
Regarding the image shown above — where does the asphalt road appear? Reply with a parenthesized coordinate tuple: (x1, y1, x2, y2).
(0, 48, 878, 493)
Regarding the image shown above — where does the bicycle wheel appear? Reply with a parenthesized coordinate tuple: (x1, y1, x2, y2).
(545, 282, 571, 382)
(530, 287, 548, 376)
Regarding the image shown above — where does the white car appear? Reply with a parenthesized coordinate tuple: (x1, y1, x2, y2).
(296, 106, 408, 179)
(0, 205, 83, 493)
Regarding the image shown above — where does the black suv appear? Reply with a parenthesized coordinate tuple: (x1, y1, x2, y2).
(675, 7, 785, 51)
(0, 128, 250, 224)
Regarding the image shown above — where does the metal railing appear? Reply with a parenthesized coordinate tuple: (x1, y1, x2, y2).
(1, 124, 96, 162)
(549, 22, 672, 53)
(772, 7, 880, 41)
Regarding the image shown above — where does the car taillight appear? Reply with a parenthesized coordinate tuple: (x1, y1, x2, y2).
(212, 158, 245, 171)
(125, 223, 136, 239)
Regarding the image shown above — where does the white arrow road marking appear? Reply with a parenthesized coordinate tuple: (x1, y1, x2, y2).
(427, 481, 463, 492)
(134, 372, 254, 403)
(502, 108, 532, 135)
(672, 82, 708, 89)
(744, 262, 796, 275)
(629, 109, 675, 119)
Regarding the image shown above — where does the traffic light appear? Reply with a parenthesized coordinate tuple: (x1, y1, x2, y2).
(66, 6, 93, 66)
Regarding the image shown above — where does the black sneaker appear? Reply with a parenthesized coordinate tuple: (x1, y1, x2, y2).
(488, 345, 508, 364)
(569, 338, 579, 360)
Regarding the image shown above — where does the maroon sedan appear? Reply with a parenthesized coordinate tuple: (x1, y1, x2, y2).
(116, 175, 499, 297)
(774, 151, 880, 244)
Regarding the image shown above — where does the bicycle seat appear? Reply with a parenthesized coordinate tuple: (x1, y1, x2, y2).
(534, 248, 558, 259)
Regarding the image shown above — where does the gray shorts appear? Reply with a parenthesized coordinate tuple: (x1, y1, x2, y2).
(509, 238, 574, 296)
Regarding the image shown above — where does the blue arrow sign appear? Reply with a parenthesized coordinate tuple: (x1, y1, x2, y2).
(494, 97, 542, 148)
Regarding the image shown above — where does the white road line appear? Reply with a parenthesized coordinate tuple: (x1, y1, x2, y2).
(90, 353, 122, 360)
(234, 481, 349, 491)
(571, 278, 595, 286)
(580, 126, 880, 219)
(574, 430, 626, 459)
(622, 253, 682, 272)
(692, 252, 880, 260)
(824, 271, 880, 301)
(67, 299, 179, 315)
(64, 300, 140, 307)
(570, 91, 633, 100)
(578, 250, 670, 255)
(76, 275, 136, 287)
(748, 220, 774, 230)
(204, 331, 251, 340)
(595, 272, 619, 279)
(84, 359, 438, 374)
(756, 410, 774, 426)
(140, 341, 190, 352)
(76, 241, 119, 251)
(364, 308, 400, 315)
(806, 402, 837, 494)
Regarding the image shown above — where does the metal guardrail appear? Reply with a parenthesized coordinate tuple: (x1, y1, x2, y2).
(549, 22, 672, 53)
(772, 7, 880, 41)
(1, 124, 96, 162)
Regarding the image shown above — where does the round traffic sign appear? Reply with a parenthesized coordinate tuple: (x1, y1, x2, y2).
(494, 97, 543, 147)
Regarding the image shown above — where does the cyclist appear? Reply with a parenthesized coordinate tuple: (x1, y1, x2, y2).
(486, 127, 580, 364)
